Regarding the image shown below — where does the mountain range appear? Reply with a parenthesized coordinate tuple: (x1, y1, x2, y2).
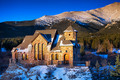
(0, 2, 120, 38)
(35, 2, 120, 26)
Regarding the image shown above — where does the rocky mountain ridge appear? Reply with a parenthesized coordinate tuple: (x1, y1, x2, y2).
(35, 2, 120, 26)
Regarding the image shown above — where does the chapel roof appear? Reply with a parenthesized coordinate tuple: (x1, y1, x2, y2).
(64, 25, 77, 32)
(17, 29, 57, 49)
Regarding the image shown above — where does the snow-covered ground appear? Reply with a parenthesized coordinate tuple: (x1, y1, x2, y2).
(1, 65, 92, 80)
(91, 52, 108, 59)
(91, 48, 120, 59)
(0, 75, 1, 79)
(0, 48, 6, 52)
(112, 48, 120, 54)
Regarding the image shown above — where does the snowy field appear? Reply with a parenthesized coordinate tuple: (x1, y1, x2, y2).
(91, 48, 120, 59)
(91, 52, 108, 59)
(112, 48, 120, 54)
(0, 48, 6, 52)
(0, 75, 1, 79)
(1, 65, 92, 80)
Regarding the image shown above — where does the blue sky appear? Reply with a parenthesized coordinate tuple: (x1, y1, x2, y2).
(0, 0, 120, 22)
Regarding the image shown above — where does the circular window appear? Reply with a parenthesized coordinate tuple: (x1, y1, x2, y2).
(66, 50, 67, 52)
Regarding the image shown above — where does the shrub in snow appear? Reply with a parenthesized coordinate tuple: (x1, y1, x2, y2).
(45, 65, 56, 79)
(101, 59, 107, 67)
(68, 74, 77, 79)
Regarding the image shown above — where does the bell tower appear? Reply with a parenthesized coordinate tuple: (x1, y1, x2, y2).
(64, 25, 77, 41)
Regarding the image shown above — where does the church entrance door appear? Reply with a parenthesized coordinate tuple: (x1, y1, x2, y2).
(64, 54, 69, 64)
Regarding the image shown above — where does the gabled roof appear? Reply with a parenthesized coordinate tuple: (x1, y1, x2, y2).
(31, 33, 49, 43)
(34, 29, 57, 39)
(64, 25, 77, 32)
(17, 36, 33, 49)
(17, 29, 57, 49)
(31, 29, 57, 43)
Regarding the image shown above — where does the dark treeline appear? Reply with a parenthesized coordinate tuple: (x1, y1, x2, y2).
(78, 33, 120, 53)
(0, 37, 23, 50)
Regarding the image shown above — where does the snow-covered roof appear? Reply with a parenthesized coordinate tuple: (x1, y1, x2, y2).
(17, 44, 32, 53)
(14, 29, 56, 50)
(17, 48, 28, 53)
(50, 50, 61, 52)
(60, 40, 73, 46)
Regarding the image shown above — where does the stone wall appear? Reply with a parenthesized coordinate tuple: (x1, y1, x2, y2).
(64, 32, 75, 40)
(60, 46, 73, 67)
(31, 34, 48, 62)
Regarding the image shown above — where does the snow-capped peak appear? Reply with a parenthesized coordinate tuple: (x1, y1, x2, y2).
(35, 2, 120, 27)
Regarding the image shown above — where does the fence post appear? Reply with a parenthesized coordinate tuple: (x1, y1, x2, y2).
(86, 61, 90, 67)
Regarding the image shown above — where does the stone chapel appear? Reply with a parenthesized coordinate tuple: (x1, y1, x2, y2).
(11, 26, 80, 67)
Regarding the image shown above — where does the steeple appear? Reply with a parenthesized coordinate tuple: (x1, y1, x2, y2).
(63, 25, 77, 41)
(64, 25, 77, 32)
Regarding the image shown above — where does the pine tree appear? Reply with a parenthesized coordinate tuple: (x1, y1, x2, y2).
(100, 60, 111, 79)
(93, 60, 100, 79)
(111, 54, 120, 77)
(101, 59, 107, 67)
(95, 60, 100, 73)
(102, 39, 111, 53)
(80, 45, 85, 56)
(91, 38, 100, 50)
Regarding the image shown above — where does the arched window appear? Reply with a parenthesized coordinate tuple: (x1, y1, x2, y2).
(38, 43, 41, 60)
(34, 44, 37, 60)
(26, 54, 28, 60)
(64, 54, 69, 61)
(51, 54, 54, 60)
(64, 54, 69, 64)
(42, 43, 45, 60)
(55, 54, 58, 60)
(22, 54, 25, 60)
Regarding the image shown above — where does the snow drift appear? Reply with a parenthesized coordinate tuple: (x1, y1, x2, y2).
(1, 65, 92, 80)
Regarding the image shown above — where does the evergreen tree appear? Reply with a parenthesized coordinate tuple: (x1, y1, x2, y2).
(95, 60, 100, 73)
(111, 54, 120, 77)
(91, 38, 100, 50)
(102, 39, 111, 53)
(92, 60, 100, 80)
(100, 61, 111, 79)
(113, 39, 119, 48)
(101, 59, 107, 67)
(80, 45, 85, 56)
(97, 44, 102, 53)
